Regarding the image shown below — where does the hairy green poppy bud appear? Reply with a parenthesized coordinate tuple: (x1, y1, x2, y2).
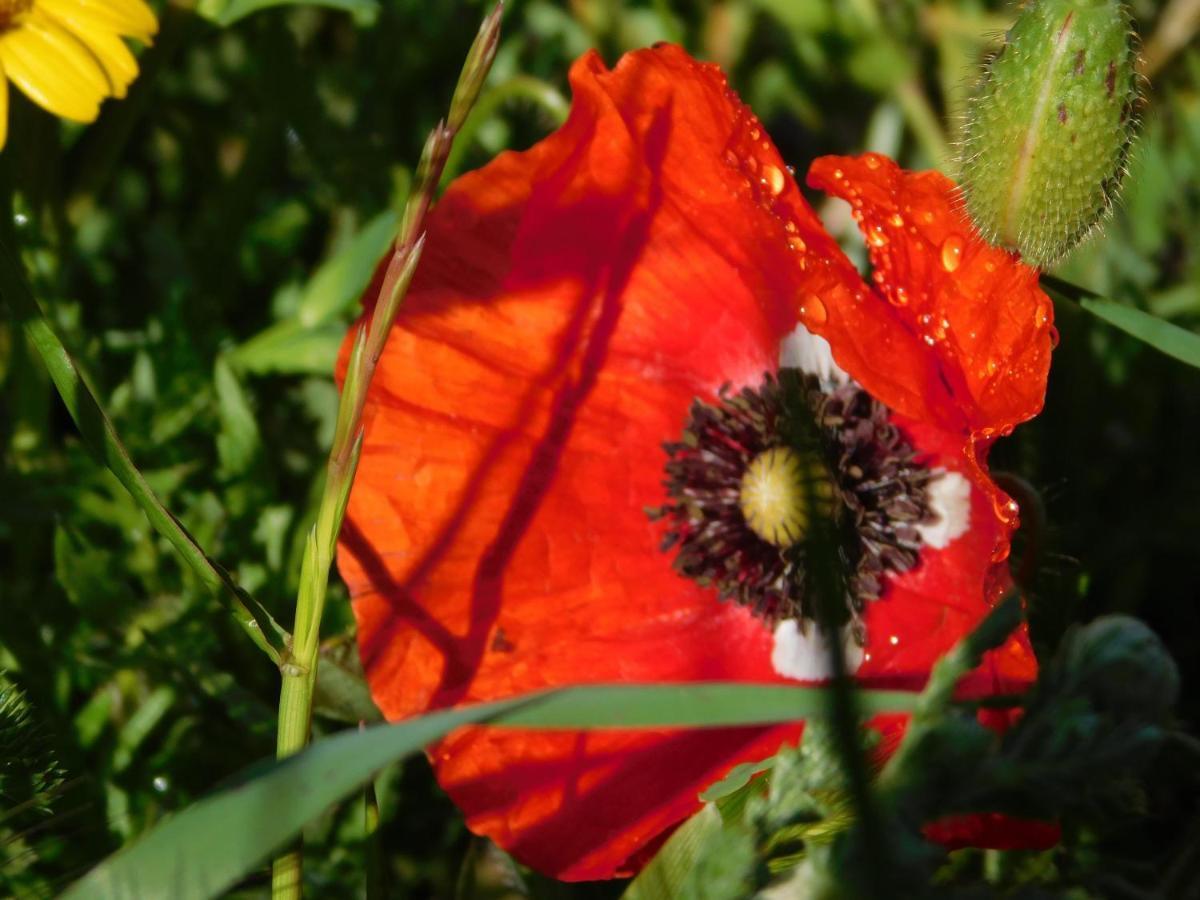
(1063, 615, 1179, 720)
(960, 0, 1139, 268)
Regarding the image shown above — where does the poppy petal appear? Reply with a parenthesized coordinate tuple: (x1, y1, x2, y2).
(807, 153, 1056, 437)
(340, 44, 858, 879)
(858, 416, 1037, 696)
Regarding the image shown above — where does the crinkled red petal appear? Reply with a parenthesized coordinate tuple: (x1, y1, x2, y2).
(807, 153, 1056, 437)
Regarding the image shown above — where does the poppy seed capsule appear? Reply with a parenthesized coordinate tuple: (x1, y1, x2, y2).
(959, 0, 1139, 268)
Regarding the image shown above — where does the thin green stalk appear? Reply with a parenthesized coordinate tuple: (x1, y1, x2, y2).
(441, 74, 569, 185)
(270, 6, 504, 897)
(364, 777, 384, 900)
(0, 240, 288, 665)
(895, 77, 952, 172)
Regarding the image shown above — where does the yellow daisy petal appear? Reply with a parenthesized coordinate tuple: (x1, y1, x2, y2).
(0, 60, 8, 151)
(0, 17, 107, 121)
(39, 0, 158, 44)
(41, 6, 139, 99)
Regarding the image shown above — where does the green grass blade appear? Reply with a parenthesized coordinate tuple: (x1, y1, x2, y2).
(63, 683, 917, 900)
(0, 240, 288, 664)
(1080, 298, 1200, 369)
(1044, 275, 1200, 369)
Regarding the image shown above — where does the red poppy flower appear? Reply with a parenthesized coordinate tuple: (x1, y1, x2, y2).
(337, 45, 1057, 881)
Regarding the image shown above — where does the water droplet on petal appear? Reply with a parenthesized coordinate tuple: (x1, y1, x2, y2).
(799, 293, 828, 325)
(892, 286, 909, 307)
(868, 224, 888, 247)
(749, 126, 761, 140)
(920, 210, 935, 224)
(865, 154, 882, 170)
(745, 156, 759, 174)
(888, 213, 905, 228)
(941, 234, 965, 272)
(787, 236, 807, 253)
(762, 164, 785, 197)
(997, 497, 1021, 527)
(1036, 297, 1053, 326)
(832, 168, 844, 180)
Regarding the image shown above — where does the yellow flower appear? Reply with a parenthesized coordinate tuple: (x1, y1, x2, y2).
(0, 0, 157, 150)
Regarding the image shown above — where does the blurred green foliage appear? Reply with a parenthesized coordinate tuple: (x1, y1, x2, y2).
(0, 0, 1198, 896)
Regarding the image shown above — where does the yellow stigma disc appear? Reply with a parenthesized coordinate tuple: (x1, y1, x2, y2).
(738, 446, 832, 548)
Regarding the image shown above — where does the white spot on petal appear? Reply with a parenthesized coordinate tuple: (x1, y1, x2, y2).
(779, 323, 848, 388)
(917, 471, 972, 549)
(771, 619, 864, 681)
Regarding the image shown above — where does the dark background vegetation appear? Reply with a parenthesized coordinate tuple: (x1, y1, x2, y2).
(0, 0, 1197, 896)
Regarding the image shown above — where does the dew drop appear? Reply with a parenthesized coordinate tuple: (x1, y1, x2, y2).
(941, 234, 965, 272)
(920, 210, 935, 224)
(1036, 298, 1053, 326)
(784, 220, 797, 233)
(762, 164, 785, 197)
(865, 154, 881, 170)
(888, 213, 905, 228)
(723, 149, 738, 167)
(799, 293, 828, 325)
(867, 224, 888, 247)
(745, 156, 759, 174)
(749, 126, 761, 140)
(984, 260, 997, 273)
(997, 497, 1021, 527)
(892, 286, 909, 306)
(832, 168, 844, 180)
(787, 236, 807, 253)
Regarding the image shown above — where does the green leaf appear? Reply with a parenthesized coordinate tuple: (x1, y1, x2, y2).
(1080, 298, 1200, 369)
(699, 757, 775, 803)
(227, 322, 346, 376)
(64, 684, 917, 900)
(213, 358, 261, 477)
(311, 640, 382, 725)
(295, 211, 398, 327)
(195, 0, 379, 28)
(622, 804, 755, 900)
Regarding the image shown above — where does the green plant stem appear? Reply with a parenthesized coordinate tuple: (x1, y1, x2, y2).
(0, 240, 288, 665)
(364, 777, 384, 900)
(895, 77, 952, 172)
(270, 7, 504, 897)
(441, 74, 569, 185)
